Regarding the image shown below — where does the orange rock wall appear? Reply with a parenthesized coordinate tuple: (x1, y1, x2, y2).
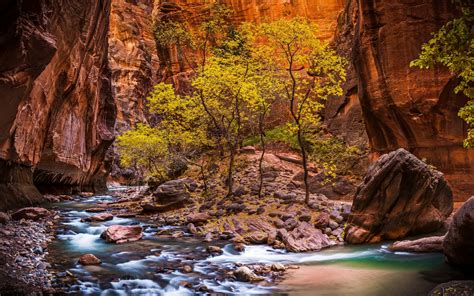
(354, 0, 473, 200)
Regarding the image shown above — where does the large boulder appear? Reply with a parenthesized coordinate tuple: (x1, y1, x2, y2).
(153, 178, 196, 209)
(443, 196, 474, 267)
(11, 207, 51, 221)
(345, 149, 453, 244)
(277, 222, 331, 252)
(101, 225, 143, 244)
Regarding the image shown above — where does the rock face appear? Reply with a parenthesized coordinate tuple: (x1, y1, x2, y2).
(443, 196, 474, 267)
(107, 0, 160, 182)
(352, 0, 474, 200)
(0, 0, 115, 210)
(101, 225, 143, 244)
(345, 149, 453, 244)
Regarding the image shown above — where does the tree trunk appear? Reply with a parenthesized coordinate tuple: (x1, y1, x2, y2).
(227, 146, 235, 196)
(258, 114, 265, 198)
(297, 127, 310, 204)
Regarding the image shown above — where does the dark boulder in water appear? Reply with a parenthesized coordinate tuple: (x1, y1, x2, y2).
(345, 149, 453, 244)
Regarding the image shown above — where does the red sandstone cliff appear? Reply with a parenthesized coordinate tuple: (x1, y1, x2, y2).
(353, 0, 473, 200)
(0, 0, 115, 210)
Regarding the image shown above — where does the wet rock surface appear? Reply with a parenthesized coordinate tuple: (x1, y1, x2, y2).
(78, 254, 102, 265)
(346, 149, 453, 244)
(101, 225, 144, 244)
(443, 197, 474, 267)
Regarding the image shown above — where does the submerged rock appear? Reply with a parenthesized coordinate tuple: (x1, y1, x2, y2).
(389, 236, 444, 253)
(443, 196, 474, 267)
(78, 254, 101, 265)
(82, 213, 113, 222)
(346, 149, 453, 244)
(11, 207, 50, 221)
(101, 225, 143, 244)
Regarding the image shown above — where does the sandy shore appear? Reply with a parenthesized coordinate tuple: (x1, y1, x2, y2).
(279, 263, 438, 296)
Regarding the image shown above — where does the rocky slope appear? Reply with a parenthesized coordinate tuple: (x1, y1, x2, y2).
(0, 0, 115, 210)
(352, 0, 473, 200)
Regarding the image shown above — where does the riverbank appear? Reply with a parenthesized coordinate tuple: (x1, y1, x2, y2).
(0, 209, 57, 294)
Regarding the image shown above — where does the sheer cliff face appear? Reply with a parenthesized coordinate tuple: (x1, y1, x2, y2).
(354, 0, 473, 200)
(109, 0, 158, 133)
(0, 0, 115, 210)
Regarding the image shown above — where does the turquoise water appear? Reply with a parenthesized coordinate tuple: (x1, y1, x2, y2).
(47, 193, 471, 295)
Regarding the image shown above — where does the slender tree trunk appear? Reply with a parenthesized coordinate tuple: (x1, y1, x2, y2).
(297, 126, 310, 204)
(258, 114, 265, 198)
(227, 146, 235, 196)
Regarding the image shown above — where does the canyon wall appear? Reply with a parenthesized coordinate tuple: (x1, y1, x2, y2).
(353, 0, 473, 200)
(0, 0, 115, 210)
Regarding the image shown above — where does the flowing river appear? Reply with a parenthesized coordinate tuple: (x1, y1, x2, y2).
(46, 190, 469, 295)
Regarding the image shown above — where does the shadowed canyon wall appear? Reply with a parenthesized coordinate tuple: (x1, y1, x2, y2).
(0, 0, 115, 210)
(353, 0, 473, 200)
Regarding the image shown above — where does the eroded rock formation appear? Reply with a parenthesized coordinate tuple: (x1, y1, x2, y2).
(345, 149, 453, 244)
(443, 196, 474, 267)
(353, 0, 473, 200)
(0, 0, 115, 210)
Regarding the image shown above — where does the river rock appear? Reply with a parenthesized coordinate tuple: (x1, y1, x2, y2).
(314, 212, 330, 229)
(389, 236, 444, 253)
(345, 149, 453, 244)
(428, 281, 474, 296)
(11, 207, 50, 221)
(234, 266, 264, 282)
(206, 246, 223, 255)
(278, 222, 331, 252)
(101, 225, 143, 244)
(242, 231, 268, 244)
(78, 254, 101, 265)
(443, 196, 474, 266)
(271, 263, 286, 272)
(153, 178, 196, 209)
(83, 213, 113, 222)
(187, 213, 210, 225)
(86, 207, 107, 213)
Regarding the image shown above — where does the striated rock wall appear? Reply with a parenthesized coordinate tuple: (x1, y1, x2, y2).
(0, 0, 115, 210)
(109, 0, 159, 132)
(353, 0, 473, 200)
